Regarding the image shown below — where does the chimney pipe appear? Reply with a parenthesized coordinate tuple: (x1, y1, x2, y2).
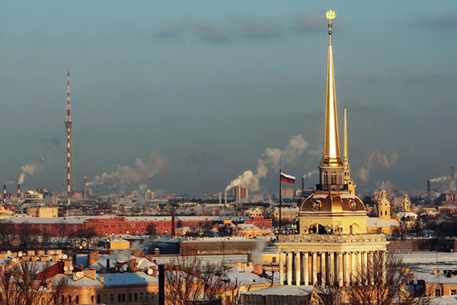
(17, 184, 20, 200)
(302, 176, 305, 192)
(219, 192, 221, 205)
(84, 174, 87, 199)
(3, 185, 6, 200)
(171, 211, 175, 237)
(427, 180, 431, 200)
(224, 191, 227, 205)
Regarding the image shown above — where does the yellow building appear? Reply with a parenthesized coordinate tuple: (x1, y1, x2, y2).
(26, 207, 58, 218)
(107, 237, 131, 249)
(366, 190, 399, 234)
(275, 10, 388, 290)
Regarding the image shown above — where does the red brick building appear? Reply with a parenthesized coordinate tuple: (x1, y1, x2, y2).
(2, 215, 272, 237)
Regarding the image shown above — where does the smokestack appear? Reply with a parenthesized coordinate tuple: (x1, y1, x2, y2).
(17, 184, 20, 200)
(302, 176, 305, 191)
(219, 192, 221, 204)
(427, 180, 431, 200)
(84, 174, 87, 199)
(224, 191, 227, 205)
(3, 185, 6, 200)
(171, 211, 175, 237)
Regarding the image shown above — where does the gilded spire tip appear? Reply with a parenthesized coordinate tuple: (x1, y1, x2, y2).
(326, 10, 337, 20)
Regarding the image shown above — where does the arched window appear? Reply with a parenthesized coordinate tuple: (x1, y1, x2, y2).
(339, 172, 343, 184)
(331, 172, 337, 185)
(323, 171, 328, 185)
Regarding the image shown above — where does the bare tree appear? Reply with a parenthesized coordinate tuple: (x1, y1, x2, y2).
(164, 256, 230, 305)
(345, 253, 431, 305)
(0, 260, 75, 305)
(317, 283, 343, 305)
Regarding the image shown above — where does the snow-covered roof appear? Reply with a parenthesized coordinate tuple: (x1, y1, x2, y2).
(367, 217, 399, 227)
(225, 266, 270, 286)
(242, 284, 313, 296)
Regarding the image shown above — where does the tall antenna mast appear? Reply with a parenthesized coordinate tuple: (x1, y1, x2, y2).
(64, 69, 74, 205)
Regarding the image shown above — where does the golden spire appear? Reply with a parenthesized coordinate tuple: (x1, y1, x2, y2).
(344, 100, 348, 164)
(321, 9, 343, 168)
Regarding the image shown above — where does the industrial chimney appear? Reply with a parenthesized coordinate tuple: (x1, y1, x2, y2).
(84, 174, 87, 199)
(302, 175, 305, 192)
(3, 185, 6, 201)
(427, 180, 431, 201)
(17, 184, 21, 200)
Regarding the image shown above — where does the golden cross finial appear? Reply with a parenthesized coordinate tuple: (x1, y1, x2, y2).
(326, 9, 337, 20)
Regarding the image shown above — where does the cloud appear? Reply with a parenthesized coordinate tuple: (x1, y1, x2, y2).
(293, 12, 325, 32)
(237, 18, 285, 38)
(88, 152, 165, 188)
(417, 13, 457, 28)
(157, 17, 226, 41)
(18, 151, 53, 185)
(226, 135, 309, 191)
(358, 149, 399, 183)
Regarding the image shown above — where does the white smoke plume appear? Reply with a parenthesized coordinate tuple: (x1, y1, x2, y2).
(429, 176, 450, 183)
(17, 151, 52, 185)
(88, 152, 165, 188)
(303, 170, 318, 178)
(5, 181, 14, 186)
(358, 149, 399, 183)
(378, 180, 394, 192)
(138, 183, 148, 193)
(226, 135, 309, 192)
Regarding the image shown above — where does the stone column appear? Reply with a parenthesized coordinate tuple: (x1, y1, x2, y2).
(321, 252, 326, 286)
(295, 251, 301, 286)
(344, 252, 350, 286)
(368, 251, 374, 285)
(303, 252, 309, 285)
(312, 252, 317, 285)
(358, 251, 362, 286)
(363, 251, 368, 285)
(338, 252, 343, 287)
(329, 252, 335, 285)
(351, 251, 356, 285)
(287, 252, 293, 285)
(279, 250, 284, 285)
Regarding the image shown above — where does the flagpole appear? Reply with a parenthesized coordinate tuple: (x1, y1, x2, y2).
(279, 169, 282, 239)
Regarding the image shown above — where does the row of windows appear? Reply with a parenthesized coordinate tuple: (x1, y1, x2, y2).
(108, 292, 155, 303)
(322, 171, 343, 185)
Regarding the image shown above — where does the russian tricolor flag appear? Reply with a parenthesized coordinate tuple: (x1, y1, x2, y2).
(280, 172, 296, 184)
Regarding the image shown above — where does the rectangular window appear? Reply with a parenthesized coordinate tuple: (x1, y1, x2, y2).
(97, 295, 101, 303)
(134, 293, 138, 302)
(140, 293, 143, 301)
(76, 296, 79, 304)
(110, 294, 114, 304)
(118, 294, 122, 302)
(122, 294, 126, 302)
(129, 293, 132, 302)
(146, 293, 149, 301)
(436, 289, 441, 296)
(151, 293, 155, 301)
(452, 290, 457, 295)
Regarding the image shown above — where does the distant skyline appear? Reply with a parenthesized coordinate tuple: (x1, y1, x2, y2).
(1, 1, 457, 195)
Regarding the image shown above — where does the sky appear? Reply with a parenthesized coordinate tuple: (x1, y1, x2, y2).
(1, 1, 457, 196)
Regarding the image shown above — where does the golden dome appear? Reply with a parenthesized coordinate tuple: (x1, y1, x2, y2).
(300, 191, 366, 213)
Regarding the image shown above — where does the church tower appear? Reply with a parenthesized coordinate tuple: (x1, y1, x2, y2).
(298, 10, 367, 236)
(276, 10, 388, 289)
(344, 101, 356, 194)
(401, 194, 411, 212)
(378, 190, 391, 221)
